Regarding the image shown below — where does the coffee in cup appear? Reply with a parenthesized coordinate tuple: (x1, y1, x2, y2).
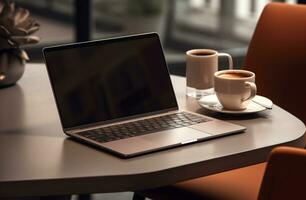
(186, 49, 233, 99)
(214, 70, 257, 110)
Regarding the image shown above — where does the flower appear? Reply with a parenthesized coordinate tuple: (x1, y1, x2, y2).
(0, 0, 40, 60)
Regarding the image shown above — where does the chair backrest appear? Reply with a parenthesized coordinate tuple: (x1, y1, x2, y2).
(243, 3, 306, 123)
(258, 146, 306, 200)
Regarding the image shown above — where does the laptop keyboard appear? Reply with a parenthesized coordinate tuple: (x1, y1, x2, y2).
(76, 112, 211, 143)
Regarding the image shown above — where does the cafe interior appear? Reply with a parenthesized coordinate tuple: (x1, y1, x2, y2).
(0, 0, 306, 200)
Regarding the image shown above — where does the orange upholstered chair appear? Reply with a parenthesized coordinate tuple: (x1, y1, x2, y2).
(134, 3, 306, 200)
(135, 147, 306, 200)
(243, 2, 306, 124)
(258, 147, 306, 200)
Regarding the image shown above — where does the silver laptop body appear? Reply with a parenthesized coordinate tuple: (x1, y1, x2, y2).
(43, 33, 245, 158)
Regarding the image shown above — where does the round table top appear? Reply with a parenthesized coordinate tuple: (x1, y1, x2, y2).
(0, 64, 305, 197)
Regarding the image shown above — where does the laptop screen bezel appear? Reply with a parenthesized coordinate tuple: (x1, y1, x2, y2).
(43, 33, 179, 132)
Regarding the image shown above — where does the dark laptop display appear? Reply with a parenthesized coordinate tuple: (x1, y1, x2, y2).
(43, 34, 177, 129)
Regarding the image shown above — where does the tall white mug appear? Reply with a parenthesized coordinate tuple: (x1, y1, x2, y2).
(186, 49, 233, 98)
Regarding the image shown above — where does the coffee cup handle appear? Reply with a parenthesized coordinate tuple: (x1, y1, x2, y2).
(218, 53, 233, 70)
(242, 82, 257, 102)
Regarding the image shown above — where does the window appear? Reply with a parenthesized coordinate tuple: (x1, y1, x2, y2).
(12, 0, 299, 71)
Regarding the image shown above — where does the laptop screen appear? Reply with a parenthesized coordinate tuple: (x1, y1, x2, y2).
(43, 33, 178, 129)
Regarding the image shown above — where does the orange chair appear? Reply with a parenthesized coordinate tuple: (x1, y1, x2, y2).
(134, 3, 306, 200)
(135, 147, 306, 200)
(243, 3, 306, 124)
(258, 147, 306, 200)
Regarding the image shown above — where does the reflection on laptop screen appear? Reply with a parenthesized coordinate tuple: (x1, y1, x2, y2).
(44, 34, 178, 129)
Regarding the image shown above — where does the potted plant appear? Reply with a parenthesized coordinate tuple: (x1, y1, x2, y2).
(0, 0, 39, 88)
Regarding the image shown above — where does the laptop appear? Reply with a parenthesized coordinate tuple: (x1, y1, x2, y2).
(43, 33, 246, 158)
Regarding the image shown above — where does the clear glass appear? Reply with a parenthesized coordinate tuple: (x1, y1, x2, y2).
(186, 86, 215, 99)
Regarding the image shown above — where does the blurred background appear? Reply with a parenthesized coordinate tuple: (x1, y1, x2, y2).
(16, 0, 302, 76)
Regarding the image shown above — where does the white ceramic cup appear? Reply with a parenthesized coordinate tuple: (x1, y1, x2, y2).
(186, 49, 233, 98)
(214, 70, 257, 110)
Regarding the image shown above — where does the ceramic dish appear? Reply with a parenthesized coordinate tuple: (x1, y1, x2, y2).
(198, 94, 273, 114)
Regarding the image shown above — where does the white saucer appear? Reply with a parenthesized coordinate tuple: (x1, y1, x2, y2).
(198, 94, 273, 114)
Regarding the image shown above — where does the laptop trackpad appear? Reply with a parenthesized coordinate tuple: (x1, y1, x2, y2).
(189, 120, 246, 135)
(141, 127, 211, 144)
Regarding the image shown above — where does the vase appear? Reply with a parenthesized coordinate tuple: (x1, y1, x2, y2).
(0, 49, 25, 88)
